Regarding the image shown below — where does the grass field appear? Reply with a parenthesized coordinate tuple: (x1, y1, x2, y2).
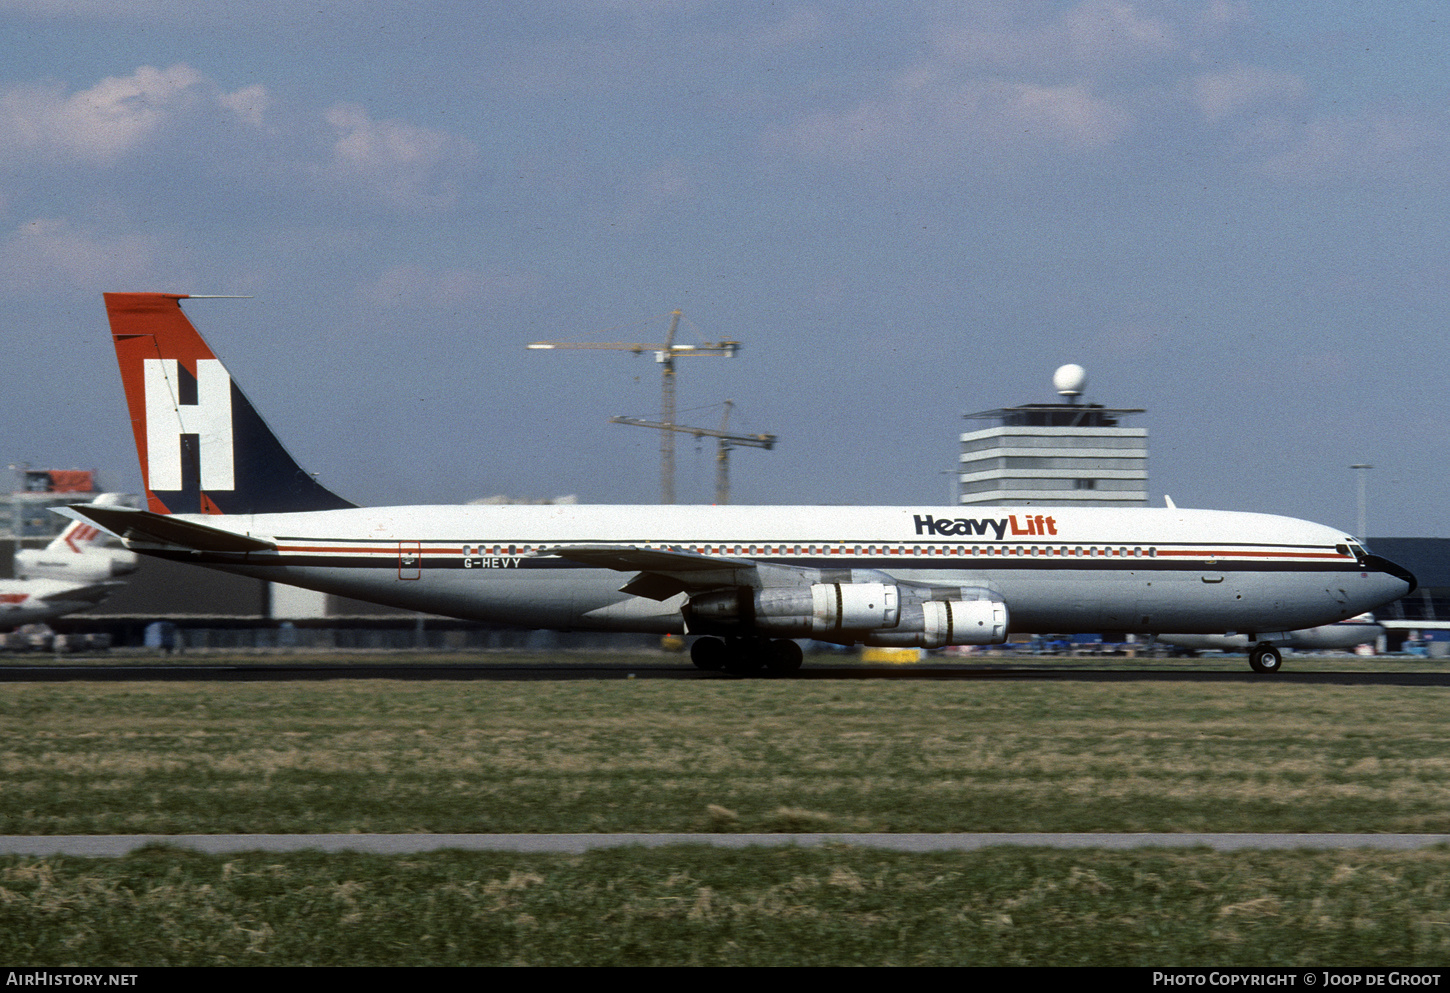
(5, 846, 1450, 966)
(4, 671, 1447, 835)
(2, 658, 1448, 965)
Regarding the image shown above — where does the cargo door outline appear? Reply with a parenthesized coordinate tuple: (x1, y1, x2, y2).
(399, 541, 421, 580)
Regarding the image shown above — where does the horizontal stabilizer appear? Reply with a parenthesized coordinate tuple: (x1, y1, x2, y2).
(59, 504, 274, 553)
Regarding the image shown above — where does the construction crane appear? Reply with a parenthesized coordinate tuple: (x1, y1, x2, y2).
(610, 401, 777, 505)
(527, 310, 741, 504)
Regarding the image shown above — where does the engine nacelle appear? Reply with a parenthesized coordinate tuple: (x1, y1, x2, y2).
(810, 582, 899, 633)
(862, 599, 1009, 648)
(683, 583, 1006, 647)
(684, 582, 901, 638)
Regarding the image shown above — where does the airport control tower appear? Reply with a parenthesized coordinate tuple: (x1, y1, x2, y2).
(958, 365, 1148, 507)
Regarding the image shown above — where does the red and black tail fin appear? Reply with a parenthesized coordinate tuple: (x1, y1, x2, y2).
(103, 293, 356, 516)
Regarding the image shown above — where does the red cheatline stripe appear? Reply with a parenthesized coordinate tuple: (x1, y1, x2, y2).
(276, 545, 465, 555)
(1155, 549, 1344, 559)
(265, 543, 1349, 561)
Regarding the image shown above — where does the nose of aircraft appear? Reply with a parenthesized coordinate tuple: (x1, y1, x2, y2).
(1365, 553, 1417, 599)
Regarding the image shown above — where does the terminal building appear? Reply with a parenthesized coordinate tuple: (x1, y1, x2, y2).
(1, 468, 102, 545)
(958, 365, 1148, 507)
(1357, 538, 1450, 652)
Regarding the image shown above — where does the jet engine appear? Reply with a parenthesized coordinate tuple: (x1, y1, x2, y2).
(683, 582, 1008, 647)
(861, 598, 1009, 648)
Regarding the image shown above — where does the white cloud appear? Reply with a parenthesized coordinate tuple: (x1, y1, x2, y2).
(1063, 0, 1178, 66)
(776, 2, 1196, 164)
(1195, 0, 1255, 34)
(1190, 66, 1305, 121)
(314, 103, 478, 210)
(0, 217, 174, 294)
(770, 1, 1446, 181)
(216, 84, 270, 128)
(0, 63, 273, 168)
(1, 64, 205, 164)
(0, 64, 483, 214)
(784, 73, 1131, 163)
(935, 0, 1178, 77)
(1000, 80, 1133, 146)
(1249, 112, 1444, 182)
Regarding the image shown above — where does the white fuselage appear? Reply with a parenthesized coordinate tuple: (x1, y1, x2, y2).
(0, 578, 113, 628)
(1160, 619, 1384, 653)
(140, 504, 1412, 637)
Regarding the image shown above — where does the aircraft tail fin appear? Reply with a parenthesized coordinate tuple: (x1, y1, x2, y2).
(103, 293, 356, 516)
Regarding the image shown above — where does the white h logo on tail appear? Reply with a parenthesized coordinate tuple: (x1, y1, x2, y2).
(144, 358, 235, 491)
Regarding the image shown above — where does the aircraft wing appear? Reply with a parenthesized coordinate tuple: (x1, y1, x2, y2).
(548, 544, 756, 572)
(58, 505, 275, 554)
(547, 542, 1008, 651)
(547, 544, 791, 600)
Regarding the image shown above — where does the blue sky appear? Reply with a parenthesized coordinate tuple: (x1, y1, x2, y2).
(2, 1, 1446, 536)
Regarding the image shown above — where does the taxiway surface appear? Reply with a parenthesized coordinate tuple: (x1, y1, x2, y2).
(1, 662, 1446, 686)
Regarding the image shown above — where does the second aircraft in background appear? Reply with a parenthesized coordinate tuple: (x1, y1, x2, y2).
(1, 493, 137, 629)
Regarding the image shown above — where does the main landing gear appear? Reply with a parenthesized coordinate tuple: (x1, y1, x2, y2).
(1248, 643, 1283, 674)
(690, 636, 804, 675)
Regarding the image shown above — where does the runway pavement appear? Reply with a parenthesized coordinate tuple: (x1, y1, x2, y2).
(2, 662, 1449, 685)
(4, 833, 1449, 856)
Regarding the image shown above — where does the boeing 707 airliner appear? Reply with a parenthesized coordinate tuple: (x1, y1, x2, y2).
(66, 293, 1416, 674)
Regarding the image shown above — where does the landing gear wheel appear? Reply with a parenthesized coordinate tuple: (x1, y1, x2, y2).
(720, 638, 764, 674)
(765, 639, 804, 674)
(723, 656, 761, 675)
(1248, 644, 1283, 674)
(690, 637, 727, 671)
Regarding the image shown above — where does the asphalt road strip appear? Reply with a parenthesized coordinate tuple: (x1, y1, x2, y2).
(3, 834, 1449, 856)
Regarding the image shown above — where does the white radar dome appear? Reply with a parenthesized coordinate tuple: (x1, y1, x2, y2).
(1053, 364, 1087, 397)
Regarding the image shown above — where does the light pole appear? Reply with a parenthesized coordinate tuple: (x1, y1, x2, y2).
(1350, 464, 1373, 538)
